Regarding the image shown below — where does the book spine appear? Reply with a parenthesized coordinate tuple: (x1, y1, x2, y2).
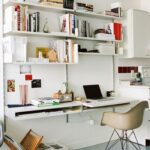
(15, 5, 20, 31)
(32, 13, 36, 32)
(28, 14, 32, 32)
(36, 12, 40, 32)
(74, 43, 78, 63)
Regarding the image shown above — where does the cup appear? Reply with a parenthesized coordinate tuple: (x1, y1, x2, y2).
(19, 85, 28, 105)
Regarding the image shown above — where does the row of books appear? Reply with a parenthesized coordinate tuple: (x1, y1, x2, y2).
(4, 5, 40, 32)
(40, 0, 74, 9)
(74, 2, 93, 12)
(49, 40, 78, 63)
(59, 13, 92, 37)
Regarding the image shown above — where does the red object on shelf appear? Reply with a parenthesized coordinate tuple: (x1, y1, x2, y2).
(25, 74, 32, 81)
(114, 22, 122, 40)
(107, 22, 122, 40)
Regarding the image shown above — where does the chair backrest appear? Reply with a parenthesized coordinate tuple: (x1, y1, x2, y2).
(126, 101, 149, 129)
(20, 129, 43, 150)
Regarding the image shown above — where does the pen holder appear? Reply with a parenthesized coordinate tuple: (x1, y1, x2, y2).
(19, 85, 28, 105)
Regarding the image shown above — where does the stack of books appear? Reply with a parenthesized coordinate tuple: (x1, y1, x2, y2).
(31, 97, 60, 107)
(40, 0, 63, 8)
(63, 0, 74, 9)
(49, 40, 78, 63)
(59, 14, 76, 35)
(74, 2, 93, 12)
(4, 5, 40, 32)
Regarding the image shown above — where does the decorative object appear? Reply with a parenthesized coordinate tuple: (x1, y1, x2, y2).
(20, 65, 31, 74)
(19, 85, 28, 105)
(43, 18, 49, 33)
(36, 47, 49, 58)
(7, 80, 15, 92)
(46, 49, 58, 62)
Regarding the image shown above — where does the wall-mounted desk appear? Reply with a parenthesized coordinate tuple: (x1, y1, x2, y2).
(5, 97, 134, 121)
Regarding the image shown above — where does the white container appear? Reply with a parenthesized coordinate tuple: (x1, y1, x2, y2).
(3, 36, 27, 63)
(94, 43, 115, 55)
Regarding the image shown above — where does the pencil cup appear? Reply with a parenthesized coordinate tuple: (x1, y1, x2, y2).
(19, 85, 28, 105)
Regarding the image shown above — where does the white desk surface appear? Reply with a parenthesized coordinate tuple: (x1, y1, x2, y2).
(82, 97, 133, 108)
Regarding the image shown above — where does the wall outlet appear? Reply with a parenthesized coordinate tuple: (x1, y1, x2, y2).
(88, 120, 94, 125)
(31, 79, 41, 88)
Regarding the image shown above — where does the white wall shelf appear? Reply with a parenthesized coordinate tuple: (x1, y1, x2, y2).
(4, 31, 76, 38)
(76, 36, 115, 42)
(4, 31, 119, 42)
(4, 0, 122, 20)
(79, 52, 114, 56)
(6, 62, 78, 65)
(75, 10, 122, 20)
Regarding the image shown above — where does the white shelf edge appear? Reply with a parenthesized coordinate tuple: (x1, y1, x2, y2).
(4, 0, 122, 20)
(79, 52, 115, 56)
(76, 36, 115, 42)
(4, 31, 118, 42)
(4, 0, 74, 12)
(4, 31, 76, 38)
(4, 62, 78, 65)
(75, 10, 122, 20)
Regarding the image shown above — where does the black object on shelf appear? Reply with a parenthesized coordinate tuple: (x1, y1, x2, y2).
(88, 50, 99, 53)
(7, 104, 33, 108)
(63, 0, 74, 9)
(78, 48, 87, 52)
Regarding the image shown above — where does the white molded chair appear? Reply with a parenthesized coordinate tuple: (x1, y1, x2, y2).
(101, 101, 149, 150)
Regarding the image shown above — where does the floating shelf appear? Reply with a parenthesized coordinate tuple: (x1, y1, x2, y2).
(79, 52, 114, 56)
(76, 36, 115, 42)
(5, 62, 78, 65)
(4, 0, 122, 20)
(4, 31, 76, 38)
(4, 31, 119, 42)
(75, 10, 122, 20)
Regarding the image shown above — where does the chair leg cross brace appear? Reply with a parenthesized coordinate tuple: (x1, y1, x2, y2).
(105, 129, 142, 150)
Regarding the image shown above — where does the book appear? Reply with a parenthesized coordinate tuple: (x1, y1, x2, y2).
(106, 22, 122, 40)
(31, 98, 60, 107)
(59, 14, 70, 34)
(63, 0, 74, 9)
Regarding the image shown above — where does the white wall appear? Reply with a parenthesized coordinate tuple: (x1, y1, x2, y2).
(140, 0, 150, 12)
(0, 0, 4, 122)
(4, 0, 143, 149)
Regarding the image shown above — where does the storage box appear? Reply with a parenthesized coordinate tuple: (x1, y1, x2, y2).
(94, 43, 115, 55)
(3, 36, 27, 63)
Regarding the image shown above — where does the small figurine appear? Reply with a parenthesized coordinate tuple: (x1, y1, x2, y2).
(136, 72, 142, 82)
(43, 18, 49, 33)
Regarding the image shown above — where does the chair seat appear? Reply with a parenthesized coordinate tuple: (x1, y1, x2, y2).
(101, 101, 148, 130)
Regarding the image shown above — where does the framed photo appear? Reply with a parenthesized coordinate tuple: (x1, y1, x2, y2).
(7, 80, 15, 92)
(36, 47, 49, 58)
